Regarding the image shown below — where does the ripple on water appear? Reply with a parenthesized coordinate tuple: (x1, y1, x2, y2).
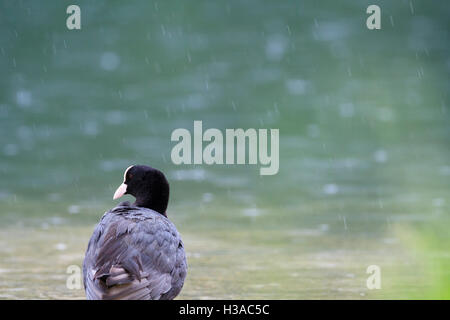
(265, 34, 287, 61)
(55, 243, 67, 251)
(171, 168, 207, 181)
(99, 159, 131, 172)
(432, 198, 445, 207)
(16, 90, 32, 108)
(47, 193, 62, 202)
(288, 227, 327, 237)
(211, 175, 248, 188)
(3, 144, 19, 156)
(339, 102, 355, 118)
(105, 110, 126, 125)
(67, 205, 80, 214)
(286, 79, 311, 95)
(374, 149, 388, 163)
(82, 120, 100, 136)
(313, 21, 351, 42)
(242, 207, 263, 217)
(202, 193, 214, 203)
(100, 52, 120, 71)
(439, 166, 450, 176)
(323, 184, 339, 195)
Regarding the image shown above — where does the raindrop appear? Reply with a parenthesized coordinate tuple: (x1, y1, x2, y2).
(378, 199, 384, 209)
(390, 15, 395, 27)
(286, 25, 291, 35)
(154, 62, 161, 73)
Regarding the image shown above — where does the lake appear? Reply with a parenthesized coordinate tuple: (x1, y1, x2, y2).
(0, 0, 449, 299)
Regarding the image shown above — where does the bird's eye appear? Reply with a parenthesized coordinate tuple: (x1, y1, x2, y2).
(129, 174, 133, 179)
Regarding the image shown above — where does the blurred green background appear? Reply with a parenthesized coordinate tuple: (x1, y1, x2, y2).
(0, 0, 449, 299)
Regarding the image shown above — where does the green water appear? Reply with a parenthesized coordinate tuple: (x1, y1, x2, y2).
(0, 1, 449, 299)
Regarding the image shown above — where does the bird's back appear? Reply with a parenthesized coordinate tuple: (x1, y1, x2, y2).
(83, 204, 187, 300)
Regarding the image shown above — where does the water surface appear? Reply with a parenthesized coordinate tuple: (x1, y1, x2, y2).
(0, 0, 449, 299)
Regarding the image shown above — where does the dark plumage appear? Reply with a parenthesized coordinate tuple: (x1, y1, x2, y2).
(83, 165, 187, 300)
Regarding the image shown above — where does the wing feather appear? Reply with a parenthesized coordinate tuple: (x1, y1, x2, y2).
(83, 206, 187, 300)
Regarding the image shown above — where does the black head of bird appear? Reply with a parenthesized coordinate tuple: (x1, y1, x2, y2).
(113, 165, 170, 215)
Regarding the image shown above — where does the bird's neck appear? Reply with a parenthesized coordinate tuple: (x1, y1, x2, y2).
(134, 193, 168, 217)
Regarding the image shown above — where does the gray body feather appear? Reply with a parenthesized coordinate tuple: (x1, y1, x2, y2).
(83, 203, 187, 300)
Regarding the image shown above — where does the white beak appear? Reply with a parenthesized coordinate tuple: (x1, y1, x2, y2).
(113, 183, 127, 200)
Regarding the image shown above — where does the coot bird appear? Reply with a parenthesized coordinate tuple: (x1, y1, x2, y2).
(83, 165, 187, 300)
